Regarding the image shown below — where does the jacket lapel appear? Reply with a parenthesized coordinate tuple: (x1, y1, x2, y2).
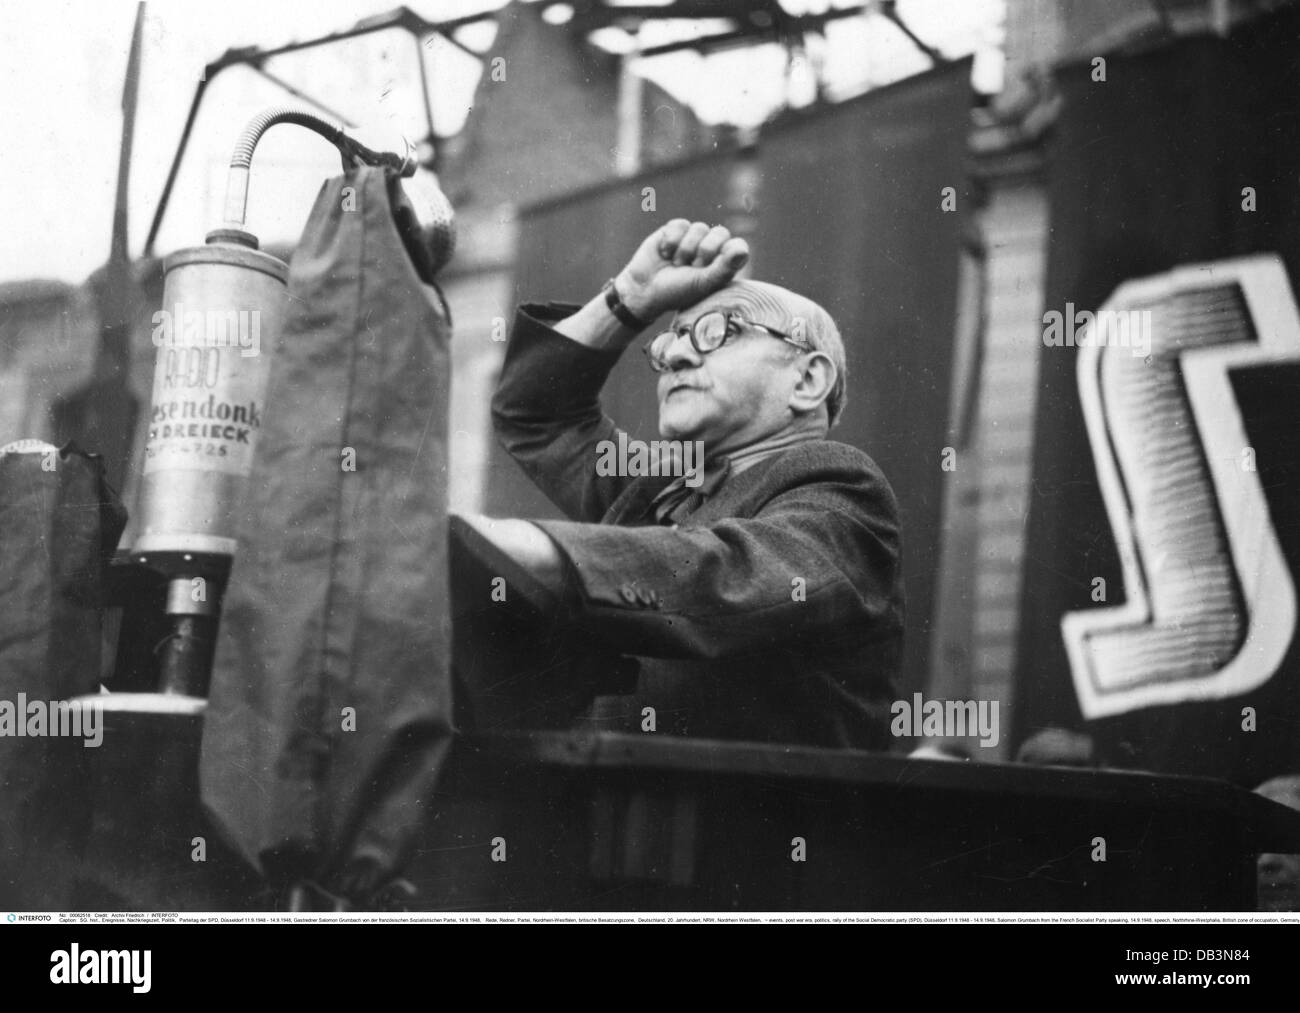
(600, 447, 790, 526)
(602, 474, 675, 525)
(684, 455, 778, 525)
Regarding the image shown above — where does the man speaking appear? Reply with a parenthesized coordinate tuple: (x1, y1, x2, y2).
(474, 219, 904, 749)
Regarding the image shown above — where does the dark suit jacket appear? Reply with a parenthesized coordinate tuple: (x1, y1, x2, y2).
(490, 302, 905, 750)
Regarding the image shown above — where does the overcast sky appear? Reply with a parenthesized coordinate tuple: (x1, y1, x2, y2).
(0, 0, 1002, 285)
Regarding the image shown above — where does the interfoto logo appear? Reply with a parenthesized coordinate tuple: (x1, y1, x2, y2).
(50, 945, 151, 993)
(595, 432, 705, 488)
(0, 695, 102, 747)
(151, 302, 261, 357)
(891, 692, 1000, 749)
(1042, 303, 1152, 359)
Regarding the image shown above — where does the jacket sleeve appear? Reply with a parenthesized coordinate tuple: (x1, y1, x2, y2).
(532, 450, 904, 661)
(490, 302, 640, 522)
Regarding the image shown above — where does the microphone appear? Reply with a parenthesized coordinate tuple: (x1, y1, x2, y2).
(391, 169, 457, 284)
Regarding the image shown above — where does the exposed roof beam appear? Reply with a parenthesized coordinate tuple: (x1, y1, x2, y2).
(634, 5, 867, 59)
(880, 0, 946, 64)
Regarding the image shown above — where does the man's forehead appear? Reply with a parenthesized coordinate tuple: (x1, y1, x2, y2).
(675, 282, 799, 325)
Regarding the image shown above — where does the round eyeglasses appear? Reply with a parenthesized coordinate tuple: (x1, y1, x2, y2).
(643, 310, 811, 373)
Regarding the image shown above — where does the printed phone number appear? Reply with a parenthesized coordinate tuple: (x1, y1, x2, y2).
(145, 442, 229, 459)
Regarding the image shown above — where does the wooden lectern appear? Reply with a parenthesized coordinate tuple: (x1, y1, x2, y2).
(60, 516, 1300, 911)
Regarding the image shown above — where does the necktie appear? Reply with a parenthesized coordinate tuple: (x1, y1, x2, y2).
(647, 456, 732, 525)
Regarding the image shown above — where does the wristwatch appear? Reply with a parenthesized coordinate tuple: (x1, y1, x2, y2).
(603, 277, 651, 332)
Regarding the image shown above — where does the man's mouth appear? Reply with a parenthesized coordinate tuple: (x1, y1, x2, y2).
(664, 382, 701, 400)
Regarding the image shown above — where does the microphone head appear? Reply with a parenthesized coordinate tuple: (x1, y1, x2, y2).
(392, 169, 456, 283)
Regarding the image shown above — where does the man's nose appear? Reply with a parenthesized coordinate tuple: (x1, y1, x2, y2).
(663, 331, 703, 370)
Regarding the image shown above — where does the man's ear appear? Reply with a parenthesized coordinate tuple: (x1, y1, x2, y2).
(788, 351, 836, 417)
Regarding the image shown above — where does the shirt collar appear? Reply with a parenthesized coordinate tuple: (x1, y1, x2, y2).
(727, 431, 824, 476)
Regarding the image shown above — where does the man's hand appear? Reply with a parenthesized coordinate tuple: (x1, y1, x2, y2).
(455, 513, 568, 595)
(615, 220, 750, 322)
(549, 220, 750, 350)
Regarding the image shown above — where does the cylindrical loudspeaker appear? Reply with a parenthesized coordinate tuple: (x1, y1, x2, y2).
(133, 237, 288, 560)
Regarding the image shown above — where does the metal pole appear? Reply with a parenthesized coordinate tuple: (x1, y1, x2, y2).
(616, 29, 643, 178)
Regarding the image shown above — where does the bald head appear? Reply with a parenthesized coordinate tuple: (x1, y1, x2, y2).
(674, 280, 848, 428)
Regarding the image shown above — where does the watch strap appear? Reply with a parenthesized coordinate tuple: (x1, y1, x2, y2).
(604, 277, 650, 331)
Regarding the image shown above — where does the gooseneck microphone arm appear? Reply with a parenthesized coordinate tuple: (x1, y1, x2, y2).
(222, 106, 417, 230)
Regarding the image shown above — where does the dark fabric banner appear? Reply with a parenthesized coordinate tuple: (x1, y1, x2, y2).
(1016, 4, 1300, 784)
(0, 442, 125, 907)
(201, 167, 454, 904)
(489, 60, 973, 689)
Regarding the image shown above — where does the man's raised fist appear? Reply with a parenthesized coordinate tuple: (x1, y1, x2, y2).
(615, 219, 751, 322)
